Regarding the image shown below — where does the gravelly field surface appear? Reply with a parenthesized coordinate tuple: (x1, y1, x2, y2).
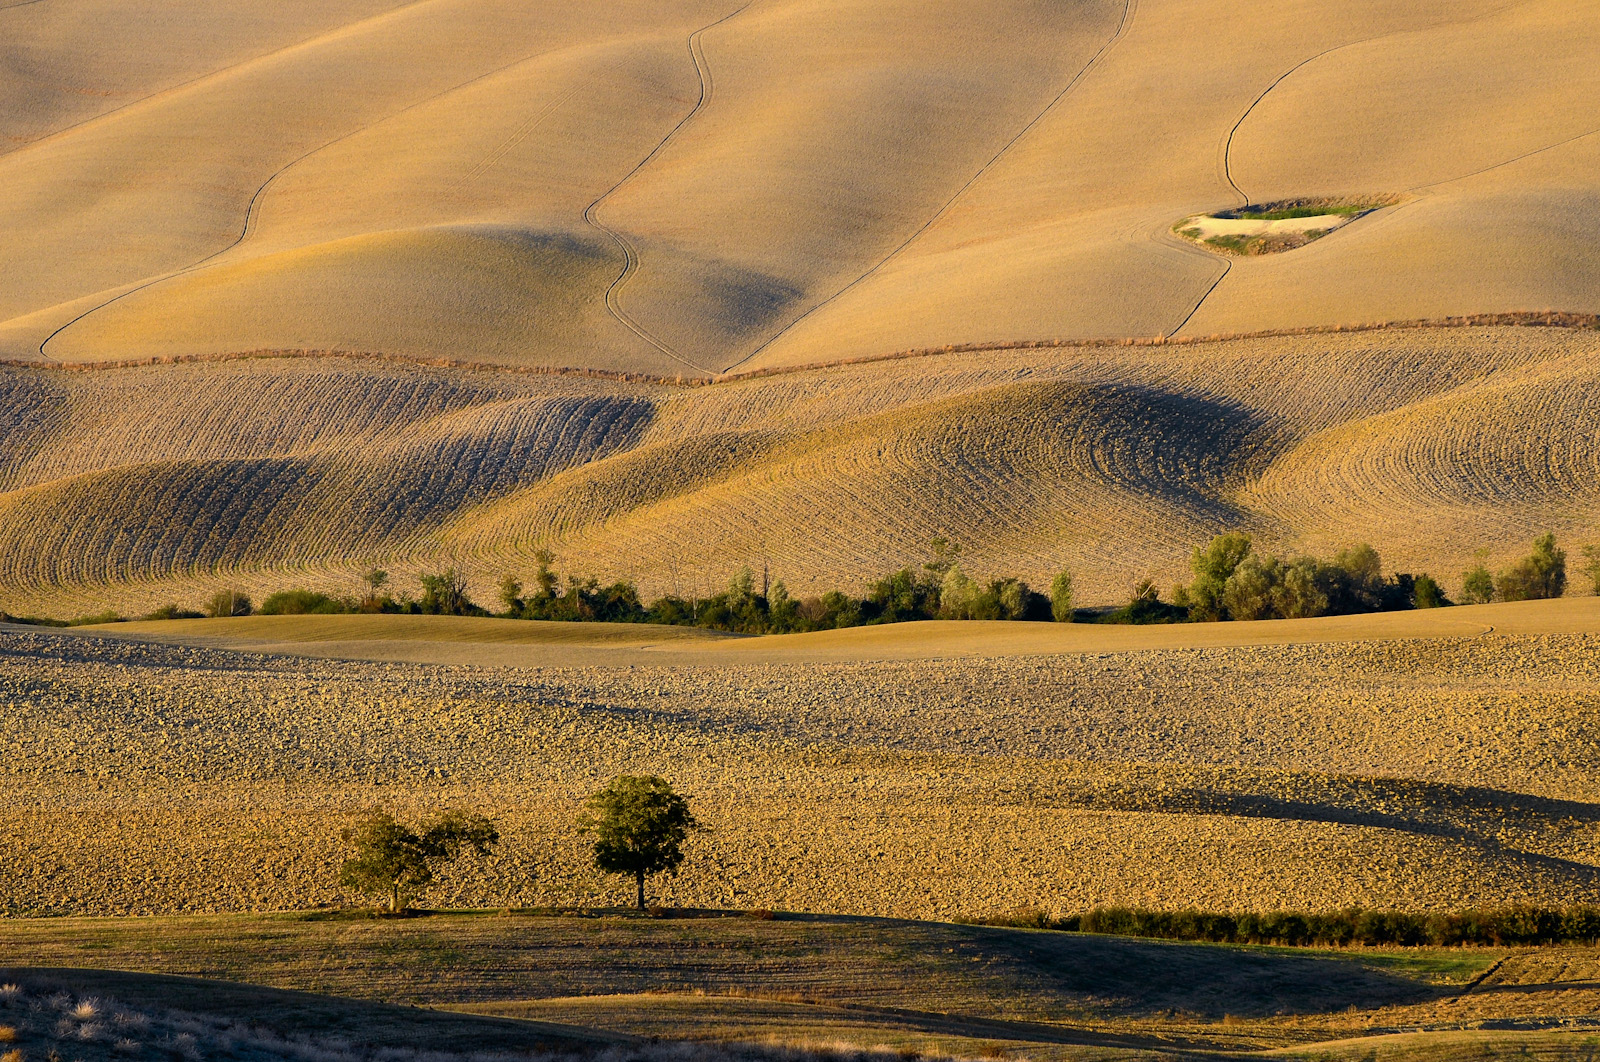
(3, 627, 1598, 916)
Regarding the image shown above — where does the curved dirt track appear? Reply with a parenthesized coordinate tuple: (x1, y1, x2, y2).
(581, 2, 752, 375)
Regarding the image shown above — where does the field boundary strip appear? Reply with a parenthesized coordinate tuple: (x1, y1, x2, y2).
(1, 313, 1596, 388)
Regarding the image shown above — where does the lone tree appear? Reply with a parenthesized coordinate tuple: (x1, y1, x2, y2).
(339, 809, 499, 913)
(580, 775, 702, 910)
(1049, 570, 1074, 623)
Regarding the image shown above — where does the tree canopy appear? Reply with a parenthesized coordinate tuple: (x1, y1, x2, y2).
(339, 809, 498, 912)
(580, 775, 702, 909)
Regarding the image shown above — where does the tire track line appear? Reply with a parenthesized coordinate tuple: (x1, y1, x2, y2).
(583, 3, 752, 377)
(1166, 254, 1230, 338)
(458, 88, 575, 189)
(38, 41, 571, 360)
(1415, 124, 1600, 193)
(1186, 5, 1559, 334)
(725, 0, 1139, 373)
(1221, 1, 1529, 206)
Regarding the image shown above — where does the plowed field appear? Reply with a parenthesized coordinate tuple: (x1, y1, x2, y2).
(2, 326, 1597, 615)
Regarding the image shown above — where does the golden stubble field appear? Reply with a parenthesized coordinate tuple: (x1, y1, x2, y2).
(1, 0, 1596, 371)
(4, 603, 1599, 918)
(2, 325, 1598, 616)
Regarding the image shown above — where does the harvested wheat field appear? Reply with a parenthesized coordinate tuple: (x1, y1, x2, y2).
(4, 602, 1600, 919)
(2, 0, 1597, 369)
(6, 0, 1600, 1054)
(4, 324, 1600, 615)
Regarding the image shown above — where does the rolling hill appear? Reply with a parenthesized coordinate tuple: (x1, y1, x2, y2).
(0, 0, 1597, 375)
(2, 0, 1599, 611)
(1, 323, 1596, 614)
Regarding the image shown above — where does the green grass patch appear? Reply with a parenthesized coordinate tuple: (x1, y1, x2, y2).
(1235, 204, 1369, 221)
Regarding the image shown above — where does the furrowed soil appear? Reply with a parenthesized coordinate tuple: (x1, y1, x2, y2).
(4, 326, 1600, 617)
(4, 607, 1599, 918)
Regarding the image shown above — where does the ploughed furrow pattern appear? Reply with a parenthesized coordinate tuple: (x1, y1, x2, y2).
(448, 429, 790, 552)
(0, 371, 70, 488)
(0, 394, 654, 594)
(451, 380, 1274, 598)
(0, 362, 644, 492)
(3, 327, 1600, 613)
(1249, 355, 1600, 554)
(304, 394, 655, 552)
(0, 458, 323, 591)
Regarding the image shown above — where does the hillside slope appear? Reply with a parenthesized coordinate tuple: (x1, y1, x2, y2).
(1, 325, 1596, 614)
(0, 0, 1595, 371)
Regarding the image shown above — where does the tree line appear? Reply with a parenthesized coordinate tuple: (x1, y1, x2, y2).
(6, 532, 1592, 631)
(341, 775, 700, 914)
(970, 903, 1600, 947)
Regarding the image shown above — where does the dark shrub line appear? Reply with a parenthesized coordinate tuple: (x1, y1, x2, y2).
(2, 532, 1581, 633)
(965, 904, 1600, 947)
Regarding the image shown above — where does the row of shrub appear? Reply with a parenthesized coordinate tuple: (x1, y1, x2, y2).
(968, 904, 1600, 947)
(6, 533, 1592, 633)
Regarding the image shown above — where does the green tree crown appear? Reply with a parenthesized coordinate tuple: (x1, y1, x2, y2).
(580, 775, 702, 909)
(339, 809, 498, 912)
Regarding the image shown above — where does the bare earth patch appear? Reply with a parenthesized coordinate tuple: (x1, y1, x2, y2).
(1175, 198, 1398, 256)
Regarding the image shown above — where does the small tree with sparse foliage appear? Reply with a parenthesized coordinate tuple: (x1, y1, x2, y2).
(419, 568, 474, 615)
(1049, 570, 1074, 622)
(1461, 560, 1494, 604)
(1583, 545, 1600, 596)
(339, 809, 498, 913)
(1496, 533, 1566, 602)
(580, 776, 702, 910)
(205, 589, 252, 618)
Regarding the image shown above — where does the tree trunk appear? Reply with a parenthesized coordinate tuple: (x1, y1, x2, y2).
(390, 882, 400, 913)
(636, 870, 646, 910)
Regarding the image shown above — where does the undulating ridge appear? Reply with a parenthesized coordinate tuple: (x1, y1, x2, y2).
(1, 0, 1598, 374)
(1, 325, 1597, 614)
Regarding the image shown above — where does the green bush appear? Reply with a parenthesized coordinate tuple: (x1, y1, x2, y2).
(1411, 573, 1449, 608)
(142, 604, 205, 621)
(418, 568, 477, 616)
(1461, 561, 1494, 604)
(1049, 570, 1074, 622)
(206, 589, 253, 618)
(1583, 545, 1600, 596)
(1496, 533, 1566, 601)
(259, 589, 348, 615)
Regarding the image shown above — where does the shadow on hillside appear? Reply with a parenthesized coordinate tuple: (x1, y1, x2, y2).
(753, 912, 1459, 1018)
(0, 967, 625, 1053)
(1049, 771, 1600, 886)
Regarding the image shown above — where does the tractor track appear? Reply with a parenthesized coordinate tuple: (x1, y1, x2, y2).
(581, 2, 754, 377)
(724, 0, 1140, 373)
(36, 37, 572, 362)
